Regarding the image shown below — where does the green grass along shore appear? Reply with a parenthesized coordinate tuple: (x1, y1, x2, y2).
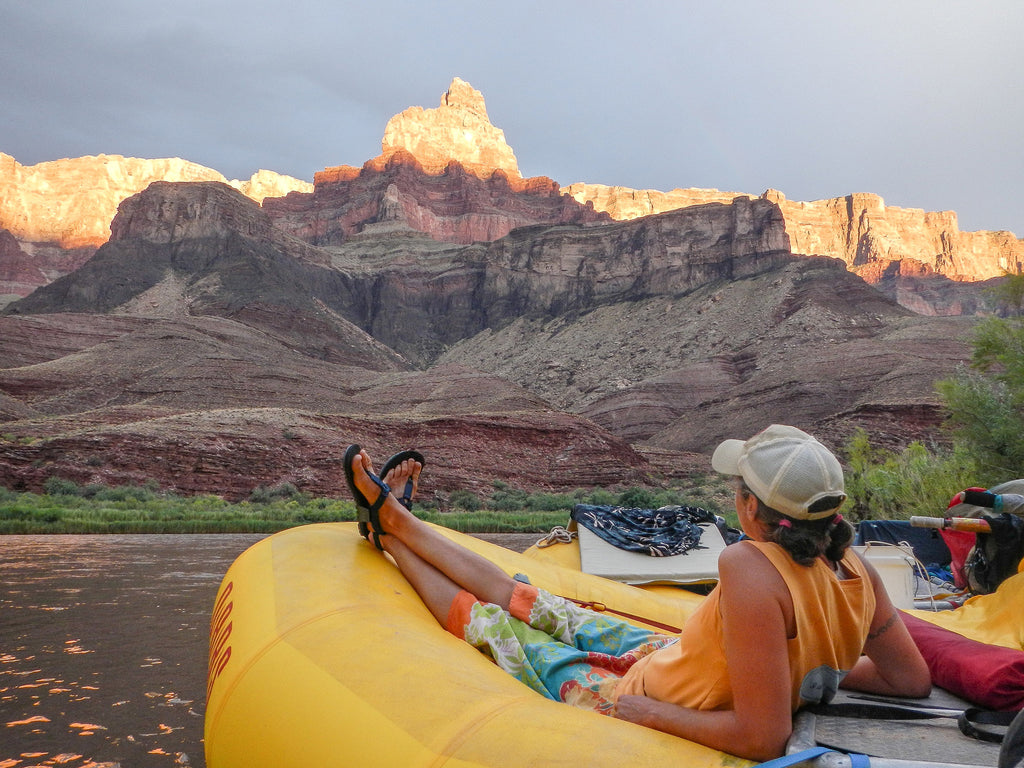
(0, 476, 738, 535)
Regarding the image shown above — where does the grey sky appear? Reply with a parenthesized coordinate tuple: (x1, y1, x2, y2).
(2, 0, 1021, 235)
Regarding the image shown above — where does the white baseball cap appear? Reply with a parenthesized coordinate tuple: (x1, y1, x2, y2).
(712, 424, 846, 520)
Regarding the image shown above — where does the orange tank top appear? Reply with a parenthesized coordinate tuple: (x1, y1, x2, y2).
(615, 541, 875, 711)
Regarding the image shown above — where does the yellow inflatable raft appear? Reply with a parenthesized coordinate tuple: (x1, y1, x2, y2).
(204, 522, 751, 767)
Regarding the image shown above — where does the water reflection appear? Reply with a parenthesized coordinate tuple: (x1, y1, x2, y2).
(1, 534, 265, 768)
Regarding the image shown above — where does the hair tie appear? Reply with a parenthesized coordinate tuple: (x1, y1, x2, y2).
(777, 518, 793, 528)
(831, 513, 843, 525)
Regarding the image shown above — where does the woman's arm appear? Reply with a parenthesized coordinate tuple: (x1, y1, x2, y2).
(614, 542, 795, 761)
(840, 555, 932, 698)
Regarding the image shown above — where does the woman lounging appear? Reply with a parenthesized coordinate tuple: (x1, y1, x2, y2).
(343, 424, 930, 762)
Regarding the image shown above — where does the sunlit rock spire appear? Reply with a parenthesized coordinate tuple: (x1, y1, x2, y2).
(380, 77, 520, 178)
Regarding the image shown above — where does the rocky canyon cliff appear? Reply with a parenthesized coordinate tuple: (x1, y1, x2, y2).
(2, 78, 1019, 311)
(564, 184, 1023, 290)
(0, 78, 1015, 499)
(0, 152, 310, 303)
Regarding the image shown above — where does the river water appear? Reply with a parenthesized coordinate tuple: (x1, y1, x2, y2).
(0, 532, 541, 768)
(1, 534, 265, 768)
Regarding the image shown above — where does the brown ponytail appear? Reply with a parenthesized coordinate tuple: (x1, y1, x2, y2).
(739, 481, 854, 566)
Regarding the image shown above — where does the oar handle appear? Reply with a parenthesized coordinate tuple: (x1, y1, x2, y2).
(910, 515, 992, 533)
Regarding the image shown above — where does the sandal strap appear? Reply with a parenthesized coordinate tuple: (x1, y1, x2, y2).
(397, 478, 415, 509)
(365, 474, 391, 535)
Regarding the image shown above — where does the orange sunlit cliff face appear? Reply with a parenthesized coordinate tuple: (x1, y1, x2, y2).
(1, 76, 1022, 302)
(0, 153, 310, 250)
(380, 76, 521, 179)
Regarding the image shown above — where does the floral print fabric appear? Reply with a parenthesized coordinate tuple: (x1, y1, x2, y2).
(451, 582, 675, 715)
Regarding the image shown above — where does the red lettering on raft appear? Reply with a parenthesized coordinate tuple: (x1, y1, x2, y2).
(206, 581, 234, 700)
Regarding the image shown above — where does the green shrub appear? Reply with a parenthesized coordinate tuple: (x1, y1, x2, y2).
(449, 489, 481, 511)
(988, 269, 1024, 315)
(249, 482, 305, 504)
(843, 429, 979, 521)
(937, 367, 1024, 484)
(582, 488, 616, 506)
(935, 316, 1024, 483)
(93, 484, 157, 502)
(80, 483, 106, 498)
(44, 477, 81, 496)
(616, 486, 660, 508)
(32, 508, 61, 524)
(524, 492, 575, 512)
(0, 505, 31, 520)
(489, 485, 529, 511)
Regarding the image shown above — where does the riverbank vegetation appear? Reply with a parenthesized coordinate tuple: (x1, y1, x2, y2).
(845, 306, 1024, 519)
(0, 475, 736, 535)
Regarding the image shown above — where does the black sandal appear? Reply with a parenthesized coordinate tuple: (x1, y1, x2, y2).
(343, 444, 391, 550)
(378, 450, 426, 510)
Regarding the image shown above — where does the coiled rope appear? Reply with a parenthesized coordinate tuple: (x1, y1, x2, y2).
(536, 525, 577, 548)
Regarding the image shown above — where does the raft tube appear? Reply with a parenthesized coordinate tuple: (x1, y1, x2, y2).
(204, 523, 748, 767)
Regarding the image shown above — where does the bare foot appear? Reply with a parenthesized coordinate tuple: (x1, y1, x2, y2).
(351, 450, 410, 541)
(383, 456, 422, 509)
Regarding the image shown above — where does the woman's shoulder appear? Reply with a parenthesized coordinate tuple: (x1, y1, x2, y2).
(719, 540, 786, 579)
(720, 539, 783, 564)
(717, 540, 794, 628)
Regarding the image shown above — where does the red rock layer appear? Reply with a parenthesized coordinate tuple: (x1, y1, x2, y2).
(266, 152, 609, 246)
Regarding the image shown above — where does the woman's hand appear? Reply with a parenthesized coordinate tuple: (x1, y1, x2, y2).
(612, 694, 659, 727)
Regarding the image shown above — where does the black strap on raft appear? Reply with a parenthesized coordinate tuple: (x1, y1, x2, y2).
(806, 702, 957, 721)
(958, 707, 1019, 744)
(806, 698, 1020, 744)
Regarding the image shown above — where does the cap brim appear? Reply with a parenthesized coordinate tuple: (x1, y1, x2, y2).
(711, 439, 745, 475)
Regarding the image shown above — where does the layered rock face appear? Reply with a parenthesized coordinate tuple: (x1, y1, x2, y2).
(264, 151, 608, 246)
(0, 229, 45, 303)
(0, 153, 313, 248)
(232, 168, 314, 202)
(260, 77, 607, 247)
(768, 190, 1024, 281)
(562, 183, 750, 220)
(10, 182, 385, 368)
(14, 179, 790, 366)
(356, 197, 792, 366)
(4, 78, 1020, 312)
(381, 77, 520, 178)
(0, 152, 311, 295)
(2, 174, 973, 500)
(566, 182, 1023, 285)
(0, 153, 224, 249)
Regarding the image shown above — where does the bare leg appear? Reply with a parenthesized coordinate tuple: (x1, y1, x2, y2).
(352, 449, 515, 613)
(383, 534, 462, 625)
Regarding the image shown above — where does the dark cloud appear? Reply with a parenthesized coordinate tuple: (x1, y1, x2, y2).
(1, 0, 1021, 234)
